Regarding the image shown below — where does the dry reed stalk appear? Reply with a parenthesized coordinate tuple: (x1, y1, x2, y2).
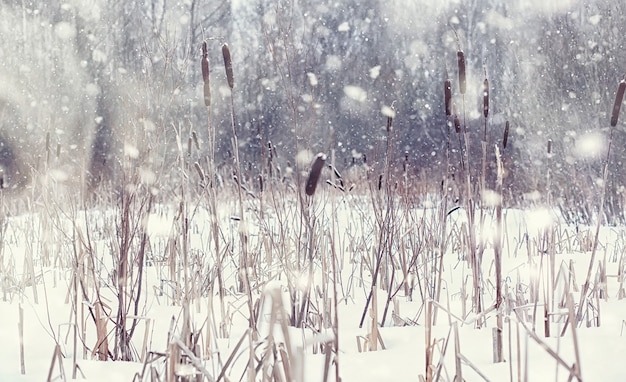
(305, 153, 326, 196)
(494, 144, 504, 363)
(565, 291, 582, 381)
(19, 304, 25, 374)
(222, 43, 234, 90)
(93, 300, 109, 361)
(610, 77, 625, 127)
(453, 322, 463, 381)
(567, 76, 624, 334)
(46, 344, 66, 382)
(425, 299, 433, 381)
(514, 308, 580, 378)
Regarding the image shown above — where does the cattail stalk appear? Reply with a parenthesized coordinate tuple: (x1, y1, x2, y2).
(566, 75, 624, 336)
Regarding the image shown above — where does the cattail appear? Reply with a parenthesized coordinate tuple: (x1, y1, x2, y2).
(457, 51, 466, 95)
(305, 153, 326, 196)
(503, 120, 509, 149)
(201, 41, 211, 107)
(378, 174, 383, 190)
(547, 139, 552, 154)
(193, 162, 205, 182)
(386, 115, 393, 132)
(187, 136, 192, 156)
(259, 175, 264, 193)
(222, 43, 234, 90)
(192, 131, 200, 150)
(454, 114, 461, 134)
(403, 151, 409, 173)
(483, 77, 489, 118)
(611, 78, 626, 127)
(444, 78, 452, 116)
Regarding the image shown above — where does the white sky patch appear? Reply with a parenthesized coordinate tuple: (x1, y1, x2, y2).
(574, 131, 606, 159)
(337, 21, 350, 32)
(344, 85, 367, 102)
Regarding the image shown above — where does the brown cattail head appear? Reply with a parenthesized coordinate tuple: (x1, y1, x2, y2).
(444, 78, 452, 116)
(192, 131, 200, 150)
(503, 120, 509, 149)
(386, 115, 393, 132)
(305, 153, 326, 196)
(547, 139, 552, 154)
(611, 78, 626, 127)
(457, 51, 466, 95)
(454, 114, 461, 134)
(222, 43, 234, 90)
(193, 162, 205, 182)
(483, 77, 489, 118)
(202, 41, 211, 106)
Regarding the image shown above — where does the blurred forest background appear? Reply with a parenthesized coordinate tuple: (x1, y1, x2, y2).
(14, 0, 626, 222)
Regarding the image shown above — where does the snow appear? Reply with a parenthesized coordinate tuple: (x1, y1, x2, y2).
(0, 200, 625, 381)
(343, 86, 368, 103)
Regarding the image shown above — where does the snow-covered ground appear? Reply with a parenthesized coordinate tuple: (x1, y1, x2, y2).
(1, 196, 625, 381)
